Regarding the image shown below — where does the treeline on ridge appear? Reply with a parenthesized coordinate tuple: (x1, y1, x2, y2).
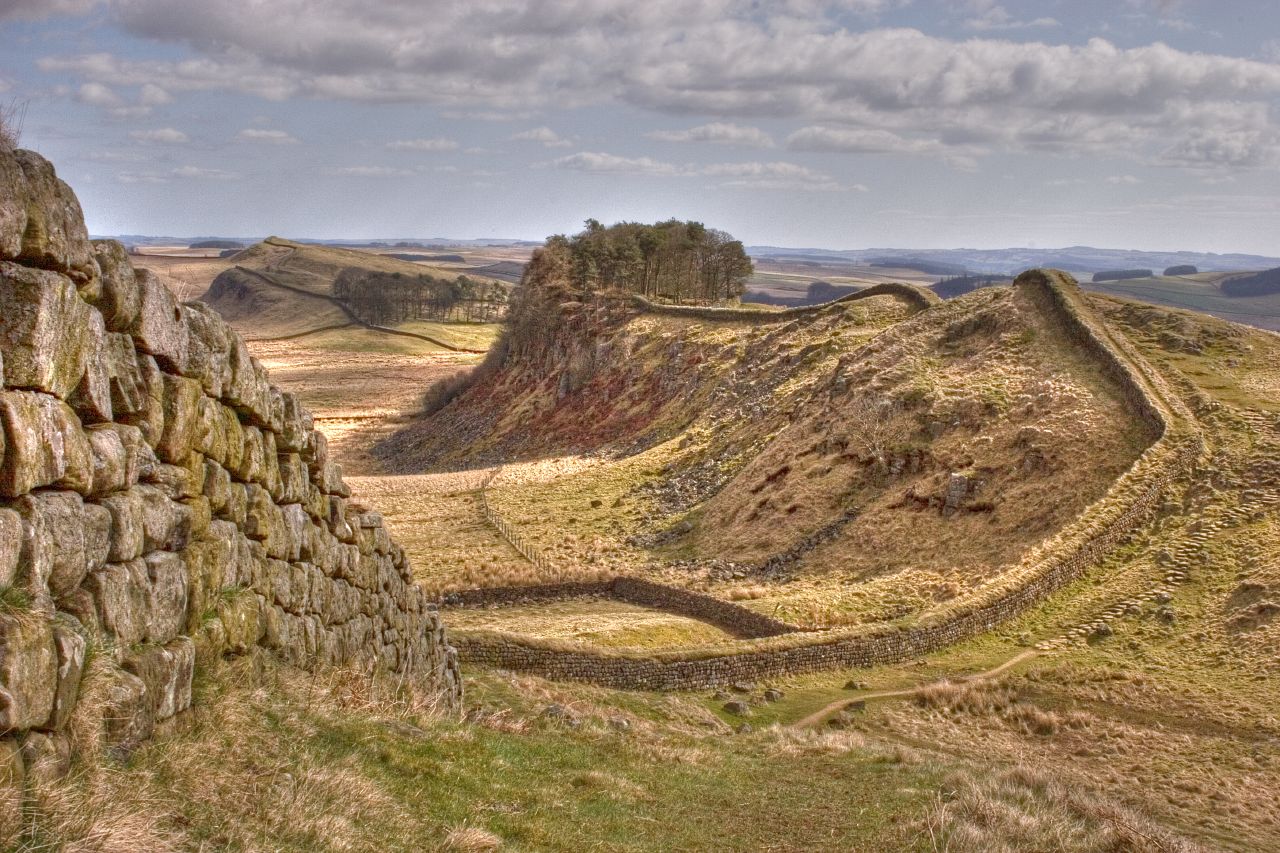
(332, 267, 508, 325)
(1220, 267, 1280, 297)
(522, 219, 755, 304)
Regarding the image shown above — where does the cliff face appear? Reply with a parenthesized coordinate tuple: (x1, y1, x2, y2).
(0, 149, 460, 784)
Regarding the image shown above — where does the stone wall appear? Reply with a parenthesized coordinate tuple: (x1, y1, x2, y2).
(0, 149, 461, 784)
(447, 576, 800, 640)
(452, 270, 1204, 689)
(626, 282, 940, 323)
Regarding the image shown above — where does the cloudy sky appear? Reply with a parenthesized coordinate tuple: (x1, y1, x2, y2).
(2, 0, 1278, 252)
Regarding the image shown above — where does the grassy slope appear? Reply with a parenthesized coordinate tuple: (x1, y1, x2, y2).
(1084, 272, 1280, 332)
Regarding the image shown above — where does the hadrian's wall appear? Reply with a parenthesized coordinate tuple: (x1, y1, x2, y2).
(625, 282, 940, 323)
(453, 270, 1204, 689)
(0, 149, 461, 785)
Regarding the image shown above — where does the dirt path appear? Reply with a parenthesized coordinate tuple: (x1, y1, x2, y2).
(793, 648, 1040, 729)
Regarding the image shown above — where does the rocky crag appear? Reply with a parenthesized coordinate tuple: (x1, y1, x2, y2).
(0, 148, 461, 789)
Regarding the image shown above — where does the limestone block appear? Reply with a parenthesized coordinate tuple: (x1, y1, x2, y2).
(223, 481, 247, 527)
(99, 667, 152, 756)
(180, 303, 232, 398)
(218, 591, 261, 654)
(143, 550, 188, 644)
(145, 462, 193, 500)
(225, 338, 270, 426)
(304, 428, 328, 469)
(329, 496, 354, 543)
(237, 425, 264, 484)
(138, 484, 192, 553)
(0, 509, 19, 588)
(85, 560, 149, 646)
(182, 538, 225, 633)
(260, 430, 282, 500)
(19, 730, 71, 783)
(15, 490, 89, 599)
(91, 241, 142, 333)
(184, 495, 211, 541)
(278, 452, 307, 504)
(281, 504, 309, 562)
(318, 460, 348, 497)
(0, 262, 104, 413)
(0, 150, 97, 286)
(86, 424, 128, 496)
(58, 587, 98, 637)
(126, 269, 188, 373)
(278, 392, 312, 453)
(220, 405, 244, 473)
(118, 354, 166, 448)
(260, 602, 283, 649)
(156, 373, 201, 464)
(122, 636, 194, 721)
(105, 332, 146, 416)
(0, 614, 57, 731)
(48, 618, 86, 732)
(109, 422, 156, 487)
(83, 503, 111, 575)
(0, 390, 92, 498)
(203, 459, 231, 515)
(194, 396, 226, 464)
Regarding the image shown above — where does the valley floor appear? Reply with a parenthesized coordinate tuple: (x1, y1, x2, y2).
(52, 282, 1272, 851)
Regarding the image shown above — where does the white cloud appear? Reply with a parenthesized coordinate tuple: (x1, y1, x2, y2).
(77, 82, 122, 107)
(118, 164, 238, 183)
(385, 137, 458, 151)
(139, 83, 172, 106)
(322, 165, 416, 176)
(1105, 174, 1141, 185)
(511, 126, 572, 148)
(236, 128, 298, 144)
(129, 127, 189, 144)
(30, 2, 1280, 170)
(552, 152, 681, 176)
(647, 122, 775, 148)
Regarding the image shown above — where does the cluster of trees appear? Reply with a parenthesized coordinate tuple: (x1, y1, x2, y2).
(332, 268, 507, 324)
(1220, 267, 1280, 297)
(522, 219, 754, 304)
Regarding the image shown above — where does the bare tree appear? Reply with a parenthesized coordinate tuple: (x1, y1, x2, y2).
(0, 98, 28, 151)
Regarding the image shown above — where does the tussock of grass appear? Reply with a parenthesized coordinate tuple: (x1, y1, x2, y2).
(920, 765, 1204, 853)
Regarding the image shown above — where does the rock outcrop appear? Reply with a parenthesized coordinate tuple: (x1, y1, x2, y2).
(0, 149, 461, 783)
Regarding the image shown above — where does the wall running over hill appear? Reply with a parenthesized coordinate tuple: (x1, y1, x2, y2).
(627, 282, 940, 322)
(455, 270, 1204, 689)
(0, 149, 461, 786)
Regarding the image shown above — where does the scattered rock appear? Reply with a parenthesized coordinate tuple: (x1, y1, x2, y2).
(763, 688, 785, 703)
(723, 700, 752, 717)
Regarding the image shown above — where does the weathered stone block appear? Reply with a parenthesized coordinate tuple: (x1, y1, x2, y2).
(0, 150, 97, 286)
(143, 551, 187, 644)
(0, 262, 104, 412)
(118, 353, 164, 448)
(0, 390, 92, 498)
(218, 590, 261, 654)
(203, 459, 231, 515)
(179, 303, 231, 398)
(90, 240, 142, 333)
(193, 396, 226, 464)
(126, 269, 188, 373)
(85, 560, 149, 646)
(220, 405, 244, 473)
(122, 636, 194, 722)
(19, 730, 71, 782)
(14, 490, 88, 599)
(138, 484, 191, 553)
(99, 667, 152, 756)
(48, 618, 86, 732)
(86, 424, 128, 497)
(0, 509, 19, 588)
(0, 614, 57, 731)
(105, 332, 146, 416)
(156, 373, 201, 464)
(278, 392, 312, 453)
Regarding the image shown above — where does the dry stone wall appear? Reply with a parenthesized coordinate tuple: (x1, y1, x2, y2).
(626, 282, 940, 323)
(0, 149, 461, 784)
(455, 270, 1203, 689)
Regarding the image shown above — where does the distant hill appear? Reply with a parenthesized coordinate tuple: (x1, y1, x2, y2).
(1164, 265, 1198, 276)
(189, 239, 245, 249)
(932, 274, 1013, 299)
(867, 257, 969, 276)
(1093, 269, 1154, 283)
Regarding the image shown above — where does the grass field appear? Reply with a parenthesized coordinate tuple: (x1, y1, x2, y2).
(1084, 272, 1280, 331)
